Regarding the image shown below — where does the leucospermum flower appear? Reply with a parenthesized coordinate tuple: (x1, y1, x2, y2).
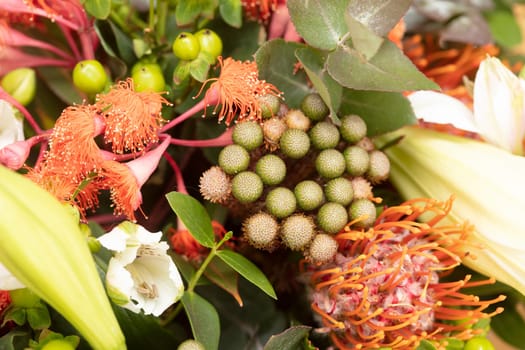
(98, 221, 184, 317)
(242, 0, 278, 23)
(306, 198, 504, 349)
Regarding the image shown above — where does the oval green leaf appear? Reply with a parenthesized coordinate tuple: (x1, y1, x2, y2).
(83, 0, 111, 19)
(166, 191, 215, 248)
(216, 250, 277, 300)
(204, 257, 243, 306)
(346, 0, 412, 37)
(219, 0, 242, 28)
(263, 325, 312, 350)
(181, 291, 220, 350)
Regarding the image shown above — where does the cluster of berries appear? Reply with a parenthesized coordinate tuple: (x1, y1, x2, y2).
(199, 92, 390, 264)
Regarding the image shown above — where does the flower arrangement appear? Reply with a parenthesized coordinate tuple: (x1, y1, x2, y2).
(0, 1, 524, 350)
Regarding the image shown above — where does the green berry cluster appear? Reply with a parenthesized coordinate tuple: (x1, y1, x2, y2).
(199, 92, 391, 264)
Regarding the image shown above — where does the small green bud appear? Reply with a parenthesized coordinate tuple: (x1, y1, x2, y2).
(1, 68, 36, 106)
(309, 121, 340, 150)
(343, 145, 370, 176)
(348, 198, 376, 229)
(218, 144, 250, 175)
(324, 177, 353, 206)
(340, 114, 367, 143)
(242, 212, 280, 251)
(265, 187, 297, 218)
(233, 121, 263, 151)
(255, 154, 286, 185)
(279, 129, 311, 159)
(315, 149, 346, 179)
(294, 180, 324, 211)
(366, 150, 390, 184)
(301, 93, 329, 121)
(284, 109, 311, 131)
(231, 171, 263, 203)
(308, 233, 338, 264)
(317, 202, 348, 234)
(280, 214, 316, 251)
(258, 94, 281, 119)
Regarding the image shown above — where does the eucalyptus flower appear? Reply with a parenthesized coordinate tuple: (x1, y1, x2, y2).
(98, 221, 184, 317)
(379, 126, 525, 296)
(0, 99, 24, 149)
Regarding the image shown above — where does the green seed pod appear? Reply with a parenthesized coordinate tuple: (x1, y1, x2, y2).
(340, 114, 367, 143)
(242, 212, 280, 251)
(265, 187, 297, 218)
(177, 339, 206, 350)
(343, 145, 370, 176)
(366, 150, 390, 184)
(199, 166, 232, 204)
(255, 154, 286, 185)
(309, 121, 340, 150)
(232, 121, 263, 151)
(294, 180, 324, 211)
(279, 128, 311, 159)
(280, 214, 316, 251)
(231, 171, 263, 203)
(315, 149, 345, 179)
(348, 198, 376, 229)
(308, 233, 338, 264)
(284, 109, 311, 131)
(263, 117, 287, 150)
(324, 177, 353, 206)
(258, 94, 281, 119)
(218, 144, 250, 175)
(301, 93, 329, 121)
(317, 202, 348, 234)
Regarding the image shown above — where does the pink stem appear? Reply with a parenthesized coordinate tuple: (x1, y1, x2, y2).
(163, 151, 188, 195)
(79, 29, 95, 60)
(0, 89, 42, 134)
(58, 24, 82, 61)
(169, 128, 233, 147)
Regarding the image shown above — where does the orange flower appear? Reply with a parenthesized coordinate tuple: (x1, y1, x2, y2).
(241, 0, 279, 23)
(307, 198, 505, 349)
(198, 56, 282, 125)
(96, 78, 170, 154)
(170, 221, 228, 262)
(0, 290, 10, 315)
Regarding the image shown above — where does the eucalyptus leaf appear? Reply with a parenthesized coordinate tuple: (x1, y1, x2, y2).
(82, 0, 111, 19)
(344, 14, 384, 59)
(263, 325, 312, 350)
(176, 0, 216, 26)
(295, 47, 342, 124)
(216, 250, 277, 300)
(165, 192, 215, 248)
(327, 40, 439, 92)
(219, 0, 242, 28)
(339, 89, 417, 136)
(182, 291, 221, 350)
(347, 0, 412, 36)
(255, 39, 310, 108)
(287, 0, 349, 50)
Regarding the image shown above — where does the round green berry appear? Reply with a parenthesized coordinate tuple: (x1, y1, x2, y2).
(301, 93, 329, 121)
(280, 214, 316, 250)
(265, 187, 297, 218)
(1, 68, 36, 106)
(72, 59, 108, 94)
(294, 180, 324, 211)
(218, 144, 250, 175)
(324, 177, 353, 206)
(177, 339, 206, 350)
(231, 171, 263, 203)
(366, 150, 390, 184)
(463, 337, 495, 350)
(131, 62, 166, 92)
(194, 29, 223, 61)
(308, 233, 338, 264)
(242, 212, 280, 251)
(309, 121, 340, 150)
(317, 202, 348, 234)
(343, 145, 370, 176)
(41, 340, 76, 350)
(348, 198, 376, 229)
(279, 129, 311, 159)
(258, 94, 281, 119)
(172, 32, 201, 61)
(315, 149, 345, 179)
(255, 154, 286, 185)
(232, 121, 263, 151)
(284, 109, 311, 131)
(340, 114, 367, 143)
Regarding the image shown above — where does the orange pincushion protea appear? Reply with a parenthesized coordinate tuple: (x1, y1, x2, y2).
(241, 0, 279, 23)
(307, 198, 505, 349)
(199, 56, 282, 125)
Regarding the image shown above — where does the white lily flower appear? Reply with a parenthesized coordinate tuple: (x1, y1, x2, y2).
(0, 100, 24, 149)
(0, 262, 24, 290)
(98, 221, 184, 316)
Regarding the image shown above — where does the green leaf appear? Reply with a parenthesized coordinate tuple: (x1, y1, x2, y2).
(486, 9, 522, 48)
(287, 0, 349, 50)
(82, 0, 111, 19)
(327, 40, 439, 92)
(37, 67, 83, 105)
(216, 250, 277, 300)
(165, 191, 215, 248)
(0, 330, 32, 350)
(263, 325, 312, 350)
(204, 257, 243, 306)
(26, 306, 51, 330)
(176, 0, 216, 26)
(189, 53, 212, 82)
(255, 39, 310, 108)
(295, 47, 342, 124)
(3, 308, 26, 326)
(346, 0, 412, 37)
(416, 339, 437, 350)
(444, 337, 464, 350)
(182, 291, 220, 350)
(219, 0, 242, 28)
(344, 13, 383, 59)
(339, 89, 416, 136)
(108, 21, 137, 65)
(491, 299, 525, 348)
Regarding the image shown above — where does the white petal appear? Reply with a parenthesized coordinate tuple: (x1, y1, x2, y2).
(0, 262, 24, 290)
(98, 228, 129, 252)
(105, 258, 140, 313)
(408, 91, 478, 132)
(0, 100, 24, 149)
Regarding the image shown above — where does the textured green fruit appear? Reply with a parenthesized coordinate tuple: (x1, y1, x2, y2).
(231, 171, 263, 203)
(255, 154, 286, 185)
(258, 94, 281, 119)
(343, 145, 370, 176)
(301, 93, 329, 121)
(317, 202, 348, 234)
(281, 214, 316, 251)
(324, 177, 353, 206)
(218, 144, 250, 175)
(265, 187, 297, 218)
(309, 121, 340, 150)
(366, 150, 390, 183)
(72, 60, 108, 94)
(294, 180, 324, 211)
(279, 128, 311, 159)
(284, 109, 311, 131)
(308, 233, 338, 264)
(1, 68, 36, 106)
(348, 198, 376, 228)
(242, 212, 280, 251)
(340, 114, 367, 143)
(232, 121, 264, 150)
(315, 149, 345, 179)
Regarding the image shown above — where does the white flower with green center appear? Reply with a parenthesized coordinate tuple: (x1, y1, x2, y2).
(0, 100, 24, 149)
(98, 221, 184, 316)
